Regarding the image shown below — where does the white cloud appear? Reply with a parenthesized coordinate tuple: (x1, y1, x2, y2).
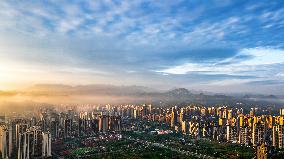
(58, 18, 84, 33)
(157, 47, 284, 76)
(181, 16, 245, 46)
(276, 72, 284, 77)
(203, 79, 255, 86)
(156, 63, 256, 75)
(240, 47, 284, 65)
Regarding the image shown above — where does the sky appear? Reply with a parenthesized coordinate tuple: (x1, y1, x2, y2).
(0, 0, 284, 94)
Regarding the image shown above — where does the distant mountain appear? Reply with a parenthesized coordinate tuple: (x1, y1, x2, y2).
(243, 94, 278, 99)
(166, 88, 192, 96)
(19, 85, 284, 106)
(26, 84, 157, 96)
(1, 84, 283, 107)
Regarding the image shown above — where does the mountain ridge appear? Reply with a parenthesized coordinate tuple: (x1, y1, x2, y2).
(0, 84, 283, 106)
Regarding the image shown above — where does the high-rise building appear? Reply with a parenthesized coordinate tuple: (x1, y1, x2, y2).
(40, 113, 48, 132)
(17, 126, 52, 159)
(181, 121, 188, 135)
(99, 113, 109, 133)
(30, 127, 43, 157)
(252, 123, 265, 146)
(0, 125, 11, 159)
(141, 105, 149, 118)
(42, 132, 52, 157)
(257, 143, 268, 159)
(280, 109, 284, 116)
(91, 119, 99, 133)
(189, 121, 199, 138)
(148, 104, 152, 114)
(15, 123, 28, 149)
(179, 108, 185, 123)
(109, 116, 121, 132)
(272, 125, 284, 149)
(226, 124, 231, 142)
(238, 127, 249, 145)
(78, 118, 87, 137)
(29, 117, 37, 127)
(64, 119, 72, 138)
(133, 108, 140, 119)
(171, 107, 178, 128)
(50, 118, 59, 139)
(17, 131, 29, 159)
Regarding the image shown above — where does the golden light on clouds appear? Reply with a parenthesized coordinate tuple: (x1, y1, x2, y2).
(0, 58, 112, 90)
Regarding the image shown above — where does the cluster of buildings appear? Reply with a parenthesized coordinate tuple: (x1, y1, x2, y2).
(0, 120, 51, 159)
(166, 106, 284, 146)
(109, 104, 284, 158)
(1, 104, 283, 158)
(0, 106, 123, 159)
(166, 106, 284, 158)
(25, 109, 122, 140)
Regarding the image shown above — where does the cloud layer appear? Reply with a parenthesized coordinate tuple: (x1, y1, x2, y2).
(0, 0, 284, 94)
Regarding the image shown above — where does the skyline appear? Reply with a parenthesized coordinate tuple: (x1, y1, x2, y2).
(1, 0, 284, 94)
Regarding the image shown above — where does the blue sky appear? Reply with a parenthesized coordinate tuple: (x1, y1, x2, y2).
(0, 0, 284, 94)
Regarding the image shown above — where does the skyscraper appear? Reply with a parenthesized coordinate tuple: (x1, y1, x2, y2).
(42, 132, 52, 157)
(17, 126, 52, 159)
(171, 107, 178, 128)
(99, 113, 109, 133)
(15, 123, 28, 150)
(0, 125, 11, 159)
(64, 119, 72, 138)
